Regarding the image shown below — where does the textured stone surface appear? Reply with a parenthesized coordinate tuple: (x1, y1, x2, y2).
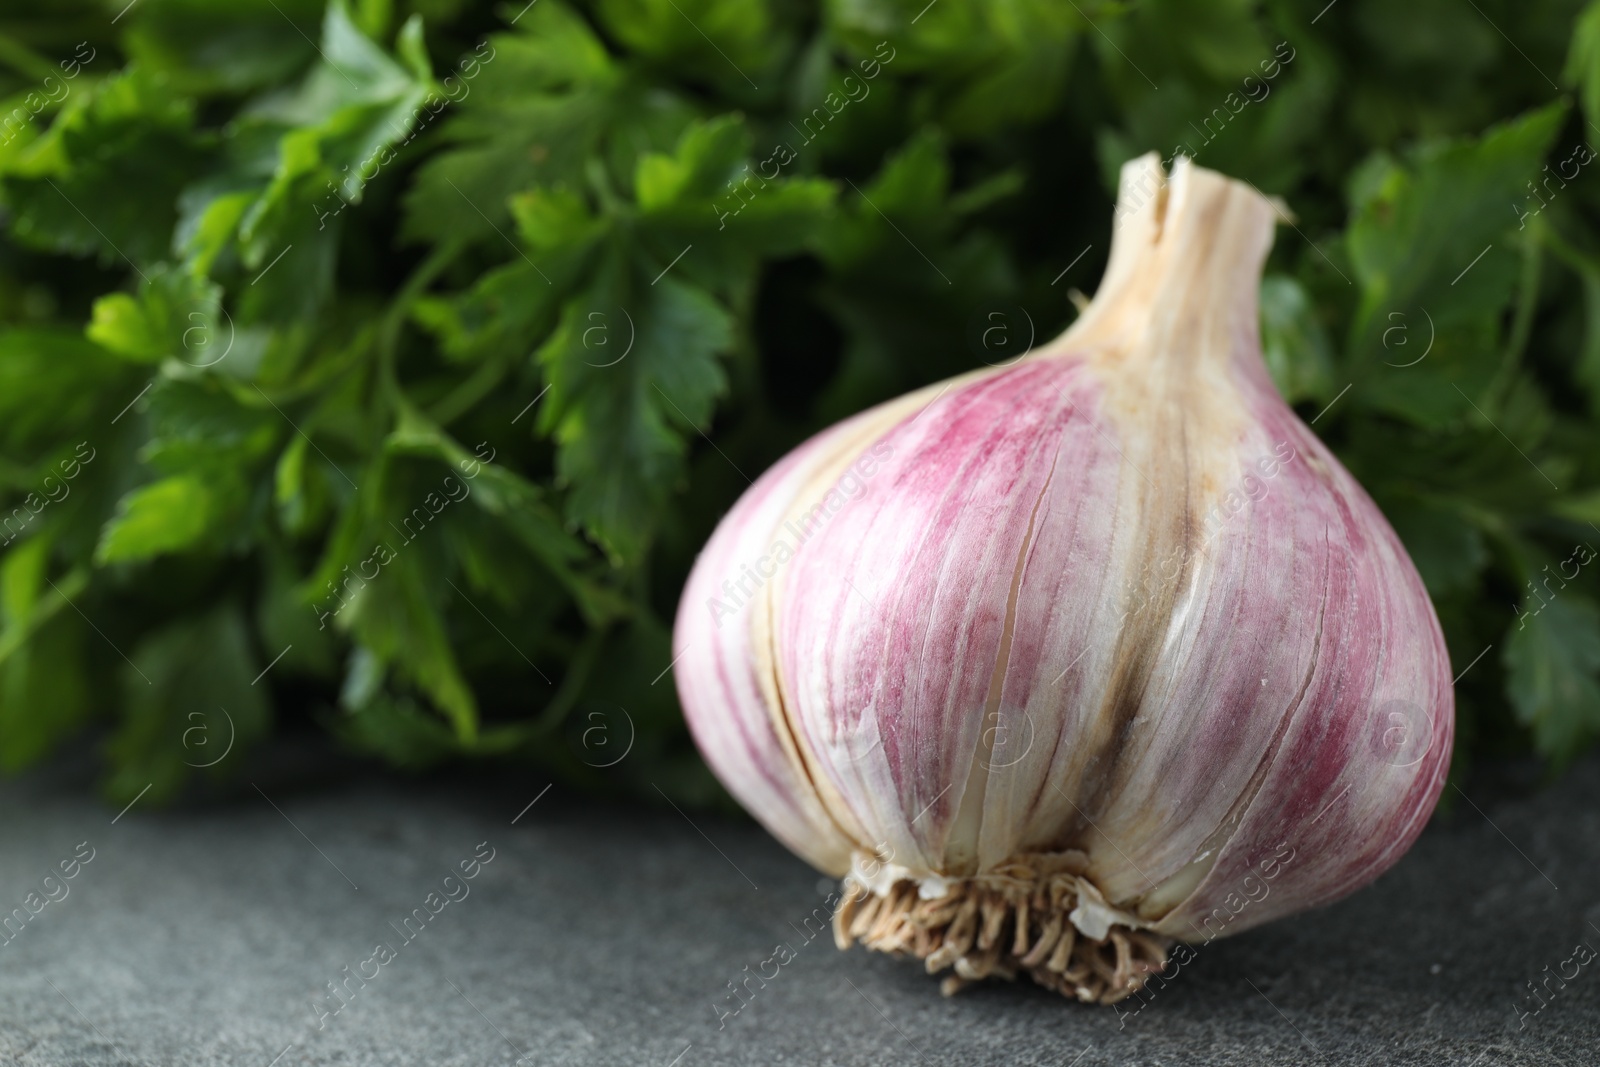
(0, 750, 1596, 1066)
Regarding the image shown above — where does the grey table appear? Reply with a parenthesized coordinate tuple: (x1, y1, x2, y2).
(0, 750, 1595, 1066)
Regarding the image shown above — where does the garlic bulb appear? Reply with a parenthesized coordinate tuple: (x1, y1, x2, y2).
(672, 154, 1453, 1004)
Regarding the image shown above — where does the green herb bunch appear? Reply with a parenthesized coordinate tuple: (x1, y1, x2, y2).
(1, 0, 1598, 804)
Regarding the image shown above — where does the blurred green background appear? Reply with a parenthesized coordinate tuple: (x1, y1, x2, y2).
(1, 0, 1598, 806)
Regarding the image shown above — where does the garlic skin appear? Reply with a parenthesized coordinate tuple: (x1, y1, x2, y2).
(673, 155, 1453, 1001)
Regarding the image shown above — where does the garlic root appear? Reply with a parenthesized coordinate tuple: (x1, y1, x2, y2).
(832, 854, 1171, 1004)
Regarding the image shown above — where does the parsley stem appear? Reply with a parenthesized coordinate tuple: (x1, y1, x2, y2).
(532, 622, 610, 737)
(429, 350, 511, 426)
(1534, 224, 1600, 421)
(1485, 226, 1543, 416)
(0, 37, 60, 84)
(377, 240, 466, 415)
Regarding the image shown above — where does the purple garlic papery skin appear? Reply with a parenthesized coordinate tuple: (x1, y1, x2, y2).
(672, 154, 1454, 1003)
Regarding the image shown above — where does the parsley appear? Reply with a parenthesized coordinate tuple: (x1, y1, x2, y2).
(2, 0, 1598, 804)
